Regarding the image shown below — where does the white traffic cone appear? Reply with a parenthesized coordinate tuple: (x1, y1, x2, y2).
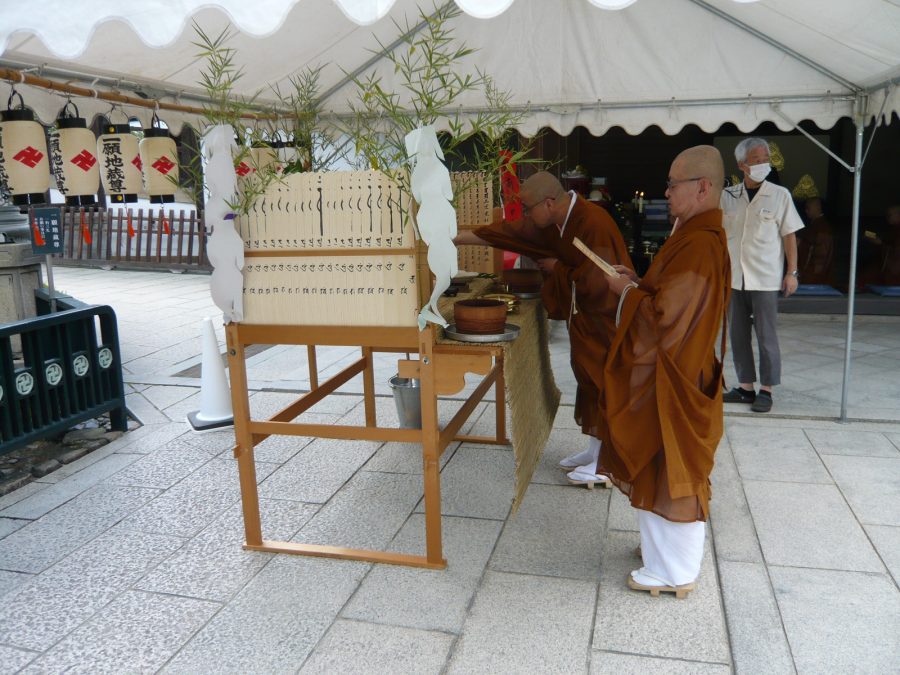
(187, 317, 234, 431)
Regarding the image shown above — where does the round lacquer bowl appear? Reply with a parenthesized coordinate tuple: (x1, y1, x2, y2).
(453, 299, 508, 334)
(501, 268, 543, 293)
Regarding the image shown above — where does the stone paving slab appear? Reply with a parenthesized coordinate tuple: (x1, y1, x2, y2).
(258, 437, 381, 504)
(0, 645, 36, 674)
(103, 443, 212, 489)
(299, 619, 454, 674)
(140, 384, 200, 410)
(0, 481, 48, 511)
(0, 517, 26, 539)
(414, 444, 515, 520)
(29, 440, 124, 485)
(770, 566, 900, 674)
(864, 524, 900, 587)
(0, 528, 184, 651)
(179, 427, 240, 456)
(135, 499, 318, 603)
(594, 531, 730, 665)
(607, 487, 640, 533)
(821, 454, 900, 526)
(240, 423, 334, 464)
(528, 426, 592, 486)
(125, 390, 172, 424)
(446, 570, 596, 674)
(804, 427, 900, 457)
(294, 471, 423, 551)
(21, 590, 220, 674)
(490, 482, 609, 580)
(1, 452, 144, 520)
(590, 652, 732, 674)
(159, 389, 204, 423)
(163, 556, 369, 674)
(0, 569, 30, 598)
(0, 484, 162, 573)
(117, 458, 278, 538)
(363, 439, 459, 474)
(342, 514, 502, 634)
(113, 421, 192, 454)
(744, 481, 885, 572)
(717, 560, 794, 675)
(727, 424, 832, 484)
(708, 439, 764, 564)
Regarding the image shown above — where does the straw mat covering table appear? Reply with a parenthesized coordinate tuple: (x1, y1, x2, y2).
(438, 278, 560, 512)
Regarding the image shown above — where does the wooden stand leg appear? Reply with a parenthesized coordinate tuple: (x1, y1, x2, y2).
(362, 346, 376, 427)
(418, 327, 445, 567)
(495, 353, 508, 443)
(307, 345, 318, 390)
(226, 323, 263, 547)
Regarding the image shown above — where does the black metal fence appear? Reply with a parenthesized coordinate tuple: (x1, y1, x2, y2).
(0, 299, 127, 454)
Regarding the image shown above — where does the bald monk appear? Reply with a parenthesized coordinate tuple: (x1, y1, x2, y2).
(601, 146, 730, 598)
(455, 172, 632, 488)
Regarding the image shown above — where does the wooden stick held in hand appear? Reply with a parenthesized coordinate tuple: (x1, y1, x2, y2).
(572, 237, 620, 277)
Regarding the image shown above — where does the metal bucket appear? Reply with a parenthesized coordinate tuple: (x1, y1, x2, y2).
(389, 375, 421, 429)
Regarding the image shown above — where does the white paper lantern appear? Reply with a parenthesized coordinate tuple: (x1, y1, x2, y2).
(250, 145, 277, 173)
(97, 122, 142, 204)
(277, 140, 300, 173)
(139, 114, 178, 203)
(234, 144, 277, 181)
(50, 102, 99, 206)
(0, 91, 50, 206)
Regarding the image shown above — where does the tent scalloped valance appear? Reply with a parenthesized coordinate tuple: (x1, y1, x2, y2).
(0, 0, 762, 59)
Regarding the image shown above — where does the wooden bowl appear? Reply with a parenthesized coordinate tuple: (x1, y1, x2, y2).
(501, 269, 543, 293)
(453, 299, 507, 334)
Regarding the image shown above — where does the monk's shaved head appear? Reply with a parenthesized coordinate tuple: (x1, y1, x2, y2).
(667, 145, 725, 221)
(520, 171, 566, 203)
(675, 145, 725, 199)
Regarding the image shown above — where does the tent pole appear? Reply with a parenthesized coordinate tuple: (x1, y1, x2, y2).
(839, 97, 866, 422)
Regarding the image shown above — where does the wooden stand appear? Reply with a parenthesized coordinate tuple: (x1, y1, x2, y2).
(226, 322, 509, 570)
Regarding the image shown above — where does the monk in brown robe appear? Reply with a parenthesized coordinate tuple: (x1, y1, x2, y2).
(455, 172, 632, 487)
(798, 197, 835, 285)
(601, 146, 730, 598)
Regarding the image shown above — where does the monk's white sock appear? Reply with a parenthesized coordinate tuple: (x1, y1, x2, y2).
(559, 436, 601, 468)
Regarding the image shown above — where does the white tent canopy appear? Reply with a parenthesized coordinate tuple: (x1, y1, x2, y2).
(0, 0, 897, 136)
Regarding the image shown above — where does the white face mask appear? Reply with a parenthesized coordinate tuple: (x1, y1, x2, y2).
(748, 162, 771, 183)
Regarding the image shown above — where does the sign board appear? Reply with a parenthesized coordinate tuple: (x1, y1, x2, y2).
(30, 206, 63, 255)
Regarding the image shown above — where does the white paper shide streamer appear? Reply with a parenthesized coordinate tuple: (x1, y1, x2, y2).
(405, 125, 458, 331)
(204, 124, 244, 322)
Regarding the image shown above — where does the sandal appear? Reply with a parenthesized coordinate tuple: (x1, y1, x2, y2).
(627, 569, 696, 599)
(567, 475, 612, 490)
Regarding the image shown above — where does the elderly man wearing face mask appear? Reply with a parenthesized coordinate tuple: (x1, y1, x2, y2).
(720, 137, 804, 413)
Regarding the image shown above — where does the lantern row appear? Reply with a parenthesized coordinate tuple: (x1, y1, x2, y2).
(0, 94, 180, 207)
(0, 90, 318, 209)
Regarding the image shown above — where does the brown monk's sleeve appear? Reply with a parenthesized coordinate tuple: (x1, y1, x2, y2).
(540, 260, 573, 320)
(474, 218, 556, 261)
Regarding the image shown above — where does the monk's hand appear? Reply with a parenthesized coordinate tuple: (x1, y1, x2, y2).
(608, 271, 637, 296)
(536, 258, 558, 273)
(782, 273, 799, 297)
(613, 265, 639, 283)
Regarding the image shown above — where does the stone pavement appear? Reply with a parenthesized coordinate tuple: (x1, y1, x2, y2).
(0, 267, 898, 674)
